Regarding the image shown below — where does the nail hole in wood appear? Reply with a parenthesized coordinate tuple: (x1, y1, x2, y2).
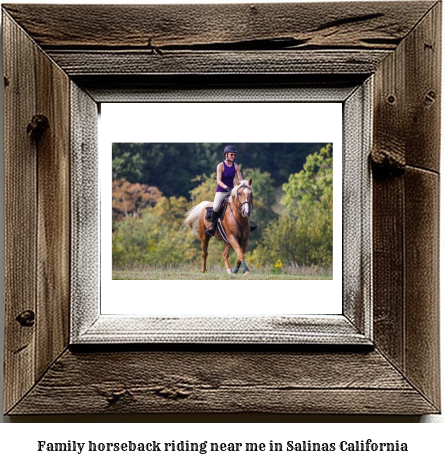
(16, 310, 35, 327)
(27, 114, 49, 140)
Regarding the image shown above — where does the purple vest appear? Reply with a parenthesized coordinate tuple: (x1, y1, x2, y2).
(216, 162, 236, 192)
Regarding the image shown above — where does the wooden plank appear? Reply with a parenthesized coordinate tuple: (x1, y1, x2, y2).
(372, 46, 406, 369)
(35, 43, 71, 379)
(70, 83, 100, 339)
(404, 168, 440, 409)
(3, 12, 37, 413)
(75, 74, 366, 103)
(9, 349, 438, 415)
(342, 81, 373, 335)
(47, 50, 391, 76)
(74, 316, 370, 345)
(371, 3, 441, 410)
(404, 2, 441, 172)
(3, 2, 435, 50)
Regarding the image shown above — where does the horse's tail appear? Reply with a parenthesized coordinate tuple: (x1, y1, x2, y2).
(184, 201, 211, 235)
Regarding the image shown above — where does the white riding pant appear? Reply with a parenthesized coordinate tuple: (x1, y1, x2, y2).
(212, 192, 230, 213)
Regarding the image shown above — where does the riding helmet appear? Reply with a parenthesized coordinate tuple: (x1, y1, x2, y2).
(223, 145, 238, 154)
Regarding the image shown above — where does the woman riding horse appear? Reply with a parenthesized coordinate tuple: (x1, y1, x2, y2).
(206, 145, 256, 236)
(184, 178, 254, 274)
(184, 144, 256, 274)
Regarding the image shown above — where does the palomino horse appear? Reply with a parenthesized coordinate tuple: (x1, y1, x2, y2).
(184, 179, 253, 274)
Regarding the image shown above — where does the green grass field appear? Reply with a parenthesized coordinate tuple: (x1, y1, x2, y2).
(112, 264, 332, 280)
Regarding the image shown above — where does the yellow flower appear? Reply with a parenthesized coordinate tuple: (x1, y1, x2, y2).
(274, 259, 283, 269)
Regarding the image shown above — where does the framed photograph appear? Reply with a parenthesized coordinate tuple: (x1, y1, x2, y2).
(3, 2, 440, 415)
(101, 104, 344, 319)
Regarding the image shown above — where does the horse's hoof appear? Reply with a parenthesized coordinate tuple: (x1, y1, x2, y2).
(226, 268, 232, 274)
(243, 271, 250, 276)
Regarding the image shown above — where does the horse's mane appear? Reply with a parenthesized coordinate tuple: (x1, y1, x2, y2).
(229, 180, 253, 203)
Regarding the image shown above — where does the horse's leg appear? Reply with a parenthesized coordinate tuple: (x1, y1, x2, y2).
(201, 233, 210, 273)
(199, 215, 212, 273)
(228, 236, 250, 275)
(222, 241, 232, 274)
(241, 238, 250, 275)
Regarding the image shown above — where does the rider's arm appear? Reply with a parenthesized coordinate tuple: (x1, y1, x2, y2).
(216, 163, 228, 189)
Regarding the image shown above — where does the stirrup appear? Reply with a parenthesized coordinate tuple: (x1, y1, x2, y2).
(206, 210, 219, 236)
(250, 222, 257, 232)
(206, 224, 216, 236)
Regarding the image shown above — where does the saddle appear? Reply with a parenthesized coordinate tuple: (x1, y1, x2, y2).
(205, 197, 258, 235)
(205, 196, 229, 221)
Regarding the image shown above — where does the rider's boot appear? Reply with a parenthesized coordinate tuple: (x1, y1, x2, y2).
(250, 222, 257, 232)
(206, 210, 219, 236)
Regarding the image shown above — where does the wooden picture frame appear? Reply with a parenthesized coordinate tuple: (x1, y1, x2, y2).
(3, 2, 441, 415)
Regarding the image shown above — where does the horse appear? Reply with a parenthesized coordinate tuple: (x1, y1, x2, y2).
(184, 179, 253, 275)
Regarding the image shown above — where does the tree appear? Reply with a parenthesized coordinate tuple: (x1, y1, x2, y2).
(282, 143, 333, 215)
(250, 144, 333, 268)
(112, 142, 327, 199)
(112, 195, 200, 267)
(112, 144, 145, 182)
(112, 179, 162, 222)
(188, 172, 217, 204)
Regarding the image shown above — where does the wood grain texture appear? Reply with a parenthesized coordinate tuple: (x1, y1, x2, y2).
(2, 2, 441, 416)
(2, 2, 435, 50)
(3, 1, 433, 79)
(3, 11, 71, 413)
(76, 75, 365, 103)
(372, 175, 405, 368)
(70, 83, 100, 339)
(8, 349, 437, 415)
(74, 316, 370, 345)
(35, 38, 71, 382)
(47, 50, 390, 76)
(3, 12, 38, 414)
(404, 167, 440, 408)
(404, 2, 441, 172)
(342, 81, 373, 336)
(372, 2, 441, 411)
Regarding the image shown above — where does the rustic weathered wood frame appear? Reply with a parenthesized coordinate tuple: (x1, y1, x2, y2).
(3, 2, 441, 415)
(72, 83, 372, 346)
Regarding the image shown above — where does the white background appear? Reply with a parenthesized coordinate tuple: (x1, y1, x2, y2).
(100, 102, 343, 316)
(0, 0, 444, 459)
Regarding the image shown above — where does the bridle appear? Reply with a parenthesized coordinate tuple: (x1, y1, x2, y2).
(225, 186, 253, 241)
(233, 188, 254, 216)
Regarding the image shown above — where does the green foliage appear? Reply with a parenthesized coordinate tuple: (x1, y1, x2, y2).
(189, 172, 217, 204)
(243, 167, 277, 224)
(282, 143, 333, 214)
(249, 144, 333, 268)
(112, 143, 221, 198)
(241, 167, 277, 249)
(112, 196, 200, 267)
(112, 142, 327, 198)
(112, 146, 145, 182)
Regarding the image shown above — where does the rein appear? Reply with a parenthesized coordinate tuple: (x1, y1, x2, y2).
(228, 191, 252, 235)
(229, 201, 249, 233)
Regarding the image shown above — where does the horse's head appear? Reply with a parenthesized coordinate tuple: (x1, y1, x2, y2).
(231, 179, 253, 217)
